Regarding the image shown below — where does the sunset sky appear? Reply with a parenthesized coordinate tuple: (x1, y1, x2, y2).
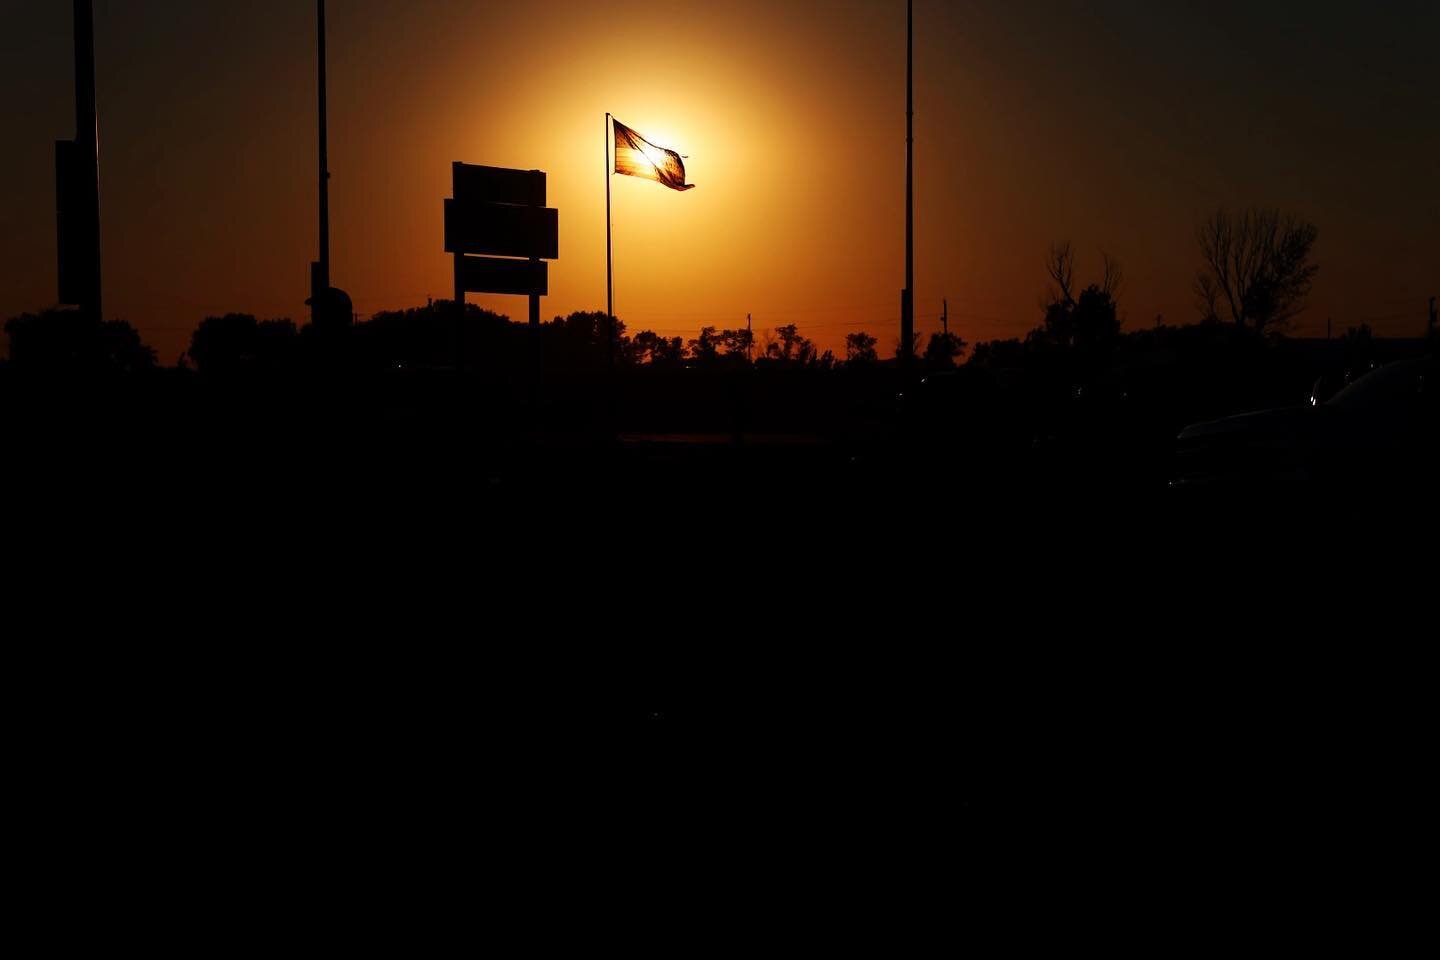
(1, 0, 1436, 362)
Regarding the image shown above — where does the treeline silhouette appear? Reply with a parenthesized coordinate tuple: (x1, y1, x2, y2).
(6, 296, 1426, 501)
(6, 293, 1418, 388)
(169, 305, 967, 377)
(4, 205, 1434, 491)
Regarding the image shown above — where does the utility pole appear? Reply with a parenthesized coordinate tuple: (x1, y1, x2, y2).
(900, 0, 914, 367)
(942, 297, 948, 338)
(747, 313, 753, 363)
(1429, 296, 1436, 338)
(605, 113, 614, 370)
(308, 0, 352, 336)
(56, 0, 102, 322)
(313, 0, 330, 309)
(74, 0, 100, 323)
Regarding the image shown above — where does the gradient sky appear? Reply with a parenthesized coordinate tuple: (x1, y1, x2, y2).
(2, 0, 1436, 362)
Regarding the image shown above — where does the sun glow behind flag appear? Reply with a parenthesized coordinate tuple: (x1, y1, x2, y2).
(612, 119, 695, 191)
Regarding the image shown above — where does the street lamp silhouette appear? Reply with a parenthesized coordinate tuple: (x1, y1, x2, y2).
(306, 0, 353, 330)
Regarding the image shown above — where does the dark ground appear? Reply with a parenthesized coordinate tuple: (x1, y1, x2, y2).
(3, 357, 1432, 944)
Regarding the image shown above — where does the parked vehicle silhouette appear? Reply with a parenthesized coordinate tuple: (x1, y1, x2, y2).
(1172, 356, 1437, 491)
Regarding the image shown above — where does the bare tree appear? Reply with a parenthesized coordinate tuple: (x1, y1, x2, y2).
(1195, 208, 1319, 333)
(1195, 273, 1222, 324)
(1045, 242, 1120, 304)
(1100, 250, 1123, 301)
(1045, 242, 1076, 308)
(1039, 244, 1124, 350)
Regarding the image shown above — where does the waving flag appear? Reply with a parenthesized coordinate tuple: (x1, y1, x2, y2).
(612, 119, 695, 192)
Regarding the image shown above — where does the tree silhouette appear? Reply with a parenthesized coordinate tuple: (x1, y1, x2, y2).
(631, 330, 686, 367)
(1039, 243, 1122, 352)
(966, 337, 1027, 370)
(766, 324, 816, 365)
(5, 309, 156, 374)
(1341, 322, 1377, 380)
(923, 331, 967, 369)
(894, 331, 923, 360)
(189, 314, 298, 375)
(98, 319, 158, 374)
(717, 328, 754, 363)
(688, 326, 721, 366)
(359, 301, 509, 370)
(846, 331, 879, 365)
(1196, 208, 1319, 333)
(537, 311, 624, 369)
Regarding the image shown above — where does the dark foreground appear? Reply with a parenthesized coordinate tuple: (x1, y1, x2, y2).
(4, 362, 1433, 945)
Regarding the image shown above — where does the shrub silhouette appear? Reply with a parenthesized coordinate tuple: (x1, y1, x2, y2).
(5, 309, 156, 374)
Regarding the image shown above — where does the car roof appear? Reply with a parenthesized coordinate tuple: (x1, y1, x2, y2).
(1327, 356, 1435, 413)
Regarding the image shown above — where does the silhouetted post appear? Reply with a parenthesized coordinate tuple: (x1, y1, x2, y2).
(66, 0, 102, 323)
(900, 0, 914, 368)
(900, 288, 910, 355)
(747, 313, 753, 363)
(529, 266, 541, 329)
(1429, 296, 1436, 338)
(453, 257, 465, 373)
(942, 297, 948, 337)
(306, 0, 354, 337)
(529, 258, 541, 392)
(605, 112, 614, 370)
(315, 0, 330, 303)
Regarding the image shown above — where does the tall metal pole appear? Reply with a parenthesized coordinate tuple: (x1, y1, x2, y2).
(316, 0, 331, 296)
(606, 112, 614, 369)
(74, 0, 101, 323)
(902, 0, 914, 366)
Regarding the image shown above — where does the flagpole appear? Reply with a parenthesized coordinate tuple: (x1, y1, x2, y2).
(317, 0, 330, 299)
(73, 0, 102, 323)
(902, 0, 914, 367)
(605, 112, 614, 364)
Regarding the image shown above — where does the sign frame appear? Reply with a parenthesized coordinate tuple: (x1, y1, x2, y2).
(456, 256, 548, 297)
(446, 162, 558, 335)
(443, 199, 559, 261)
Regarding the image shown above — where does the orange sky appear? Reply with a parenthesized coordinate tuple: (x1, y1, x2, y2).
(2, 1, 1436, 362)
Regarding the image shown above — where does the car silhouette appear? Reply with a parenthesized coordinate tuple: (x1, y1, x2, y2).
(1172, 355, 1437, 492)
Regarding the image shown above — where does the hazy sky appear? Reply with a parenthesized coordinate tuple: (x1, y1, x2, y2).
(1, 0, 1436, 361)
